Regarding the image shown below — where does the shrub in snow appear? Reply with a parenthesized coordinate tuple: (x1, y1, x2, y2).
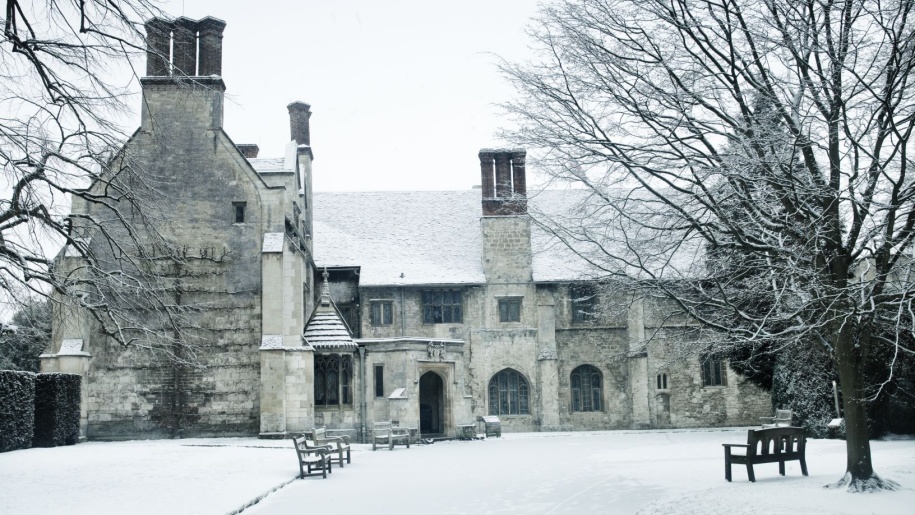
(0, 370, 36, 452)
(33, 373, 81, 447)
(771, 345, 841, 439)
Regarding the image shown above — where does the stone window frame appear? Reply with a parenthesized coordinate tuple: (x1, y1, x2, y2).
(570, 284, 598, 323)
(701, 358, 727, 387)
(570, 364, 603, 412)
(369, 300, 394, 326)
(421, 289, 463, 324)
(232, 201, 246, 224)
(497, 296, 522, 323)
(488, 368, 531, 416)
(315, 353, 353, 407)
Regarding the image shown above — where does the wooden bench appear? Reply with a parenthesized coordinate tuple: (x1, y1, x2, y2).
(372, 421, 410, 451)
(723, 427, 808, 482)
(760, 409, 793, 428)
(291, 435, 333, 479)
(312, 426, 351, 467)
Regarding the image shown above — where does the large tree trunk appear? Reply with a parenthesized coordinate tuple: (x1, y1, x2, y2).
(832, 326, 898, 491)
(834, 325, 873, 478)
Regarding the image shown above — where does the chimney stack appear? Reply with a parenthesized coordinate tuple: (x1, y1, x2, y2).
(479, 148, 527, 216)
(197, 17, 227, 76)
(287, 102, 312, 146)
(143, 16, 227, 78)
(237, 144, 260, 158)
(140, 16, 227, 132)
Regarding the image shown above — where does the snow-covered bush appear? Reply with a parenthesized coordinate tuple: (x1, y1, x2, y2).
(771, 346, 842, 439)
(0, 370, 36, 452)
(33, 374, 81, 447)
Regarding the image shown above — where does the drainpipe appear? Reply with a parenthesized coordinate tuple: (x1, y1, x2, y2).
(359, 346, 367, 443)
(400, 287, 406, 337)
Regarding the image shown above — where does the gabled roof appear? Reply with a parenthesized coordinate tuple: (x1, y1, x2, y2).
(303, 272, 358, 350)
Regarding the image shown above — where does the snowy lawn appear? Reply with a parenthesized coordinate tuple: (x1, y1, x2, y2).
(1, 429, 912, 515)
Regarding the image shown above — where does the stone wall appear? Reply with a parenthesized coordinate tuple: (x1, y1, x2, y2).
(54, 76, 308, 439)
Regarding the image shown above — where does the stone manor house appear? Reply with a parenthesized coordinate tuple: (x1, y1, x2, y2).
(41, 17, 771, 440)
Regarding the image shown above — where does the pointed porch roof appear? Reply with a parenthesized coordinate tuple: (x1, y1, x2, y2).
(303, 269, 358, 351)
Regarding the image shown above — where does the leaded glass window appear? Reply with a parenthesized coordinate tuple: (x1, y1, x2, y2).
(701, 358, 726, 387)
(315, 354, 353, 406)
(498, 298, 522, 323)
(370, 301, 393, 326)
(488, 368, 530, 415)
(571, 365, 602, 412)
(422, 289, 463, 324)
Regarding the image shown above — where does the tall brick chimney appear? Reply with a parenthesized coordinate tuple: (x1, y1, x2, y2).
(172, 17, 199, 76)
(287, 102, 312, 146)
(479, 148, 527, 215)
(144, 18, 173, 76)
(197, 17, 227, 76)
(140, 16, 227, 131)
(143, 16, 226, 78)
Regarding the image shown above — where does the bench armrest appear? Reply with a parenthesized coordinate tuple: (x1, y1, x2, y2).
(320, 435, 351, 446)
(722, 443, 750, 454)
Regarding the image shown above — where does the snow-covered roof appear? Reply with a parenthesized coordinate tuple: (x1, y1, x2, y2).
(247, 157, 289, 173)
(312, 189, 703, 286)
(313, 191, 486, 285)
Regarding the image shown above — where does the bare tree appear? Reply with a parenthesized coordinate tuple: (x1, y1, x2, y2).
(502, 0, 914, 491)
(2, 1, 158, 308)
(1, 2, 229, 359)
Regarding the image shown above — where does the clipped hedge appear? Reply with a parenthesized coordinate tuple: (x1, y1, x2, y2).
(33, 373, 81, 447)
(0, 370, 36, 452)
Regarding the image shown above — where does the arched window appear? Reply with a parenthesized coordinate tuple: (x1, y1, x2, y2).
(315, 354, 353, 407)
(571, 365, 602, 412)
(488, 369, 530, 415)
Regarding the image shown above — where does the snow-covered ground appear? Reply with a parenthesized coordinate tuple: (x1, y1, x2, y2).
(1, 428, 912, 514)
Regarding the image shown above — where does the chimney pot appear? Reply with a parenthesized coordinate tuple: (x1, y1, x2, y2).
(197, 17, 227, 76)
(478, 149, 495, 201)
(494, 151, 513, 198)
(144, 18, 173, 76)
(510, 149, 527, 197)
(172, 17, 198, 76)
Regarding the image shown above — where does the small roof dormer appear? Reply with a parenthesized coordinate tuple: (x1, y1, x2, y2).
(303, 269, 358, 351)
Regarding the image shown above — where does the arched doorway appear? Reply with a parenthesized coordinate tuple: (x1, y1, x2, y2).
(419, 371, 444, 435)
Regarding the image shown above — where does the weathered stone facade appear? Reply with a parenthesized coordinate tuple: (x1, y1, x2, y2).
(44, 17, 314, 440)
(44, 16, 771, 441)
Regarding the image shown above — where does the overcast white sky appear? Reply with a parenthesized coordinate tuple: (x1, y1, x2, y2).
(158, 0, 543, 192)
